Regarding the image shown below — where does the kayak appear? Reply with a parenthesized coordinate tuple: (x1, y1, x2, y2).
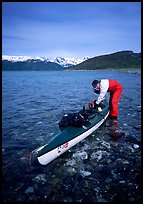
(34, 104, 109, 165)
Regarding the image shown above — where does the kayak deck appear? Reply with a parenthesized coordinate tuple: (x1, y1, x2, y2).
(37, 106, 109, 157)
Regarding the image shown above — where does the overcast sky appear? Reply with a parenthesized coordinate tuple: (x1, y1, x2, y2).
(2, 2, 141, 59)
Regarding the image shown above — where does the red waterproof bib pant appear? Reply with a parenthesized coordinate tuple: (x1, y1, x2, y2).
(108, 80, 122, 117)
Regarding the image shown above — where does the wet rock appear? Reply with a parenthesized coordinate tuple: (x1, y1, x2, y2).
(63, 196, 73, 202)
(100, 140, 111, 149)
(48, 177, 60, 188)
(28, 194, 37, 201)
(33, 184, 39, 192)
(96, 196, 109, 202)
(73, 151, 88, 160)
(122, 160, 130, 165)
(119, 180, 126, 184)
(65, 158, 77, 166)
(128, 145, 135, 153)
(32, 174, 47, 184)
(25, 186, 34, 194)
(90, 150, 109, 161)
(105, 177, 112, 183)
(66, 167, 77, 175)
(107, 159, 112, 164)
(133, 144, 139, 149)
(79, 170, 91, 177)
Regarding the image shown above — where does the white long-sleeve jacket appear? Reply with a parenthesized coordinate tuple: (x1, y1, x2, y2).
(96, 79, 109, 104)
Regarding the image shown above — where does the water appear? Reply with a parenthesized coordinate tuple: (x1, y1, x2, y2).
(2, 70, 141, 202)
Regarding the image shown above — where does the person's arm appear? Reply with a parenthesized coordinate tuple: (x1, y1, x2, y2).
(96, 80, 109, 104)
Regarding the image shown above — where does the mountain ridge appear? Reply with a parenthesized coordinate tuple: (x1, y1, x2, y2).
(2, 55, 89, 68)
(2, 50, 141, 71)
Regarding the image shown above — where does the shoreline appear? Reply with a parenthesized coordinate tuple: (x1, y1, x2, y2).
(2, 68, 141, 73)
(65, 68, 141, 73)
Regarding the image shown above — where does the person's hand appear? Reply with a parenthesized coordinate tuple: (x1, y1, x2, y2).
(88, 101, 95, 109)
(94, 101, 99, 108)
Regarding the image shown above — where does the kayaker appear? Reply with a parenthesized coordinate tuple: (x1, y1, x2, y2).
(90, 79, 122, 119)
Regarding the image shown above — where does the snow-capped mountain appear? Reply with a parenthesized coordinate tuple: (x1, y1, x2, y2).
(2, 55, 90, 67)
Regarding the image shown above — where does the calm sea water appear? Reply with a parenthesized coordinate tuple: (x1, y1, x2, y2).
(2, 70, 141, 202)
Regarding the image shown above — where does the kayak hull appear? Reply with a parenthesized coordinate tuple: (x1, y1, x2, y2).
(36, 107, 109, 165)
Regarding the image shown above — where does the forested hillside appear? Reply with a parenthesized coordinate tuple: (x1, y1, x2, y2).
(66, 51, 141, 70)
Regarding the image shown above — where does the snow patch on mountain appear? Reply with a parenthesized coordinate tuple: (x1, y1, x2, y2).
(2, 55, 46, 62)
(53, 56, 89, 67)
(2, 55, 90, 67)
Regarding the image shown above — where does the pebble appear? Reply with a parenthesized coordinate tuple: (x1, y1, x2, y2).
(73, 151, 88, 160)
(119, 180, 126, 184)
(79, 170, 91, 177)
(96, 197, 109, 202)
(66, 158, 77, 166)
(101, 141, 111, 149)
(66, 167, 77, 174)
(32, 174, 47, 184)
(133, 144, 139, 149)
(25, 187, 34, 194)
(63, 196, 73, 202)
(91, 150, 109, 161)
(122, 160, 130, 164)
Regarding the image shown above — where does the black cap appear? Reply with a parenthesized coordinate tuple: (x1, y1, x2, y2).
(92, 80, 100, 87)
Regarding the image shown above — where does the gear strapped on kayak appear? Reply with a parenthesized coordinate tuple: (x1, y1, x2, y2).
(58, 101, 106, 129)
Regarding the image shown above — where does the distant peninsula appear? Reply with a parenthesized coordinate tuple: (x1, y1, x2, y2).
(65, 51, 141, 71)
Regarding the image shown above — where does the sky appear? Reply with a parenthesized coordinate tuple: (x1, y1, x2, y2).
(2, 2, 141, 59)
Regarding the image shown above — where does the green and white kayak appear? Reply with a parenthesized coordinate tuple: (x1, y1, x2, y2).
(35, 105, 109, 165)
